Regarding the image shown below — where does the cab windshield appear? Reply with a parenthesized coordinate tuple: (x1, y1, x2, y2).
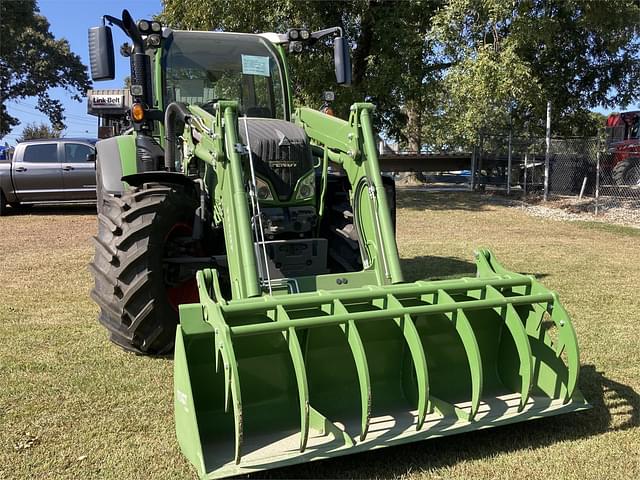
(163, 31, 287, 119)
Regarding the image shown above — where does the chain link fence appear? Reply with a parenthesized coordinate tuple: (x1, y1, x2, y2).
(473, 134, 640, 215)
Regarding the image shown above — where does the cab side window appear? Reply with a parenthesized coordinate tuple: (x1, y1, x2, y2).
(65, 143, 95, 163)
(23, 144, 58, 163)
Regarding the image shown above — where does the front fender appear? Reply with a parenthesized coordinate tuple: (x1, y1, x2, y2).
(95, 136, 137, 194)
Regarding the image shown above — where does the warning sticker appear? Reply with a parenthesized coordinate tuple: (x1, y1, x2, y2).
(241, 55, 271, 77)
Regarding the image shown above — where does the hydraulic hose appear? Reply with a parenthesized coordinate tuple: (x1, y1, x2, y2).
(164, 102, 191, 171)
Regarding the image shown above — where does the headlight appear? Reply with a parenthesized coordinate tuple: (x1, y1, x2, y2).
(255, 177, 274, 200)
(300, 29, 310, 40)
(296, 173, 315, 199)
(138, 20, 150, 33)
(289, 29, 299, 40)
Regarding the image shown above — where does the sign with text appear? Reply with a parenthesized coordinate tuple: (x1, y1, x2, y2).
(90, 94, 125, 109)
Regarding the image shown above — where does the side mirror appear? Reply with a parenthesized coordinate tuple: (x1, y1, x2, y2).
(88, 26, 115, 81)
(333, 36, 352, 86)
(86, 152, 96, 162)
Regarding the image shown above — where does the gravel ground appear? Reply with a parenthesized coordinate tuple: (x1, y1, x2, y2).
(481, 193, 640, 228)
(396, 184, 640, 228)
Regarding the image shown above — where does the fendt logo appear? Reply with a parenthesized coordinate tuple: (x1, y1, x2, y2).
(90, 94, 124, 108)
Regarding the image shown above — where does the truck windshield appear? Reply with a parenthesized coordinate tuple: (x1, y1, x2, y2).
(164, 31, 286, 119)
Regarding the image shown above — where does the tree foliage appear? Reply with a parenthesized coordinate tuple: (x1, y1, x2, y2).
(160, 0, 640, 149)
(431, 0, 640, 143)
(0, 0, 90, 137)
(16, 122, 63, 142)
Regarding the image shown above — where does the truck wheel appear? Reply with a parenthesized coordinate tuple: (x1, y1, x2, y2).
(612, 158, 640, 187)
(89, 183, 200, 355)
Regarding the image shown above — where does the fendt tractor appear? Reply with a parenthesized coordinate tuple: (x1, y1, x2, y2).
(88, 10, 588, 479)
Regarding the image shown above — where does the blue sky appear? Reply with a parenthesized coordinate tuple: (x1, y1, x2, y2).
(4, 0, 162, 144)
(3, 1, 637, 144)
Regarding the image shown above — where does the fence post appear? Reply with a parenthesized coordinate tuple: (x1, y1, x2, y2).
(543, 101, 551, 201)
(470, 145, 476, 191)
(523, 150, 529, 196)
(595, 144, 601, 216)
(507, 128, 513, 194)
(478, 133, 484, 190)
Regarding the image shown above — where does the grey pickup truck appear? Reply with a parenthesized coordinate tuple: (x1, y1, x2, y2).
(0, 138, 97, 215)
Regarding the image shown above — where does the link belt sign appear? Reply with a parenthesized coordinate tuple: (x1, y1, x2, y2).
(90, 94, 125, 109)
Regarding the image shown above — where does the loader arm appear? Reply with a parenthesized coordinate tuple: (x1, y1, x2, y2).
(294, 104, 403, 284)
(179, 101, 262, 300)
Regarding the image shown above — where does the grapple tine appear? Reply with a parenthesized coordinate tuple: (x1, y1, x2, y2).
(333, 299, 371, 441)
(275, 305, 310, 452)
(485, 286, 533, 410)
(436, 289, 483, 420)
(549, 295, 580, 401)
(221, 330, 243, 464)
(385, 294, 429, 430)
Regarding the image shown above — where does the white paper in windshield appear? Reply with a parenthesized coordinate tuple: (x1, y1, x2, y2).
(241, 55, 271, 77)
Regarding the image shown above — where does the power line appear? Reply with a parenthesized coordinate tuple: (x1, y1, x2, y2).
(12, 100, 96, 122)
(8, 105, 97, 127)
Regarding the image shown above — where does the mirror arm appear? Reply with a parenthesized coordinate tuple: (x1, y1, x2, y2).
(310, 27, 342, 41)
(103, 13, 144, 53)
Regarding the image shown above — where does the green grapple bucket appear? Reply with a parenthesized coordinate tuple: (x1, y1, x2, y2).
(174, 250, 588, 479)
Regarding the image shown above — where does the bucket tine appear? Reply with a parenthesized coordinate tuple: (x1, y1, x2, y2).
(332, 299, 371, 441)
(216, 325, 244, 464)
(485, 286, 533, 410)
(384, 293, 429, 430)
(549, 295, 580, 401)
(275, 305, 310, 452)
(436, 289, 483, 420)
(527, 283, 580, 401)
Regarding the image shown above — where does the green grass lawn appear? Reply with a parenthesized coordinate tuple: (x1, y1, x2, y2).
(1, 193, 638, 479)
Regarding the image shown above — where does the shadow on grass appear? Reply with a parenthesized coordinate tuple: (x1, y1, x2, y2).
(401, 255, 476, 281)
(5, 203, 96, 216)
(400, 255, 549, 282)
(254, 365, 638, 479)
(397, 190, 507, 212)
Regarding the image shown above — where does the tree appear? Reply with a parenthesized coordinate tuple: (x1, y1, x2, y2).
(0, 0, 90, 137)
(430, 0, 640, 144)
(16, 122, 64, 142)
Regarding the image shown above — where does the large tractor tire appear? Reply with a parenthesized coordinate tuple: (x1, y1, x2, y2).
(90, 183, 200, 355)
(612, 158, 640, 187)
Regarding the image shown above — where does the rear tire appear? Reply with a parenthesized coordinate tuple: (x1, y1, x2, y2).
(612, 158, 640, 187)
(89, 183, 199, 355)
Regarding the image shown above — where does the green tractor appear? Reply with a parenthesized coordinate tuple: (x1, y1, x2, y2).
(88, 10, 588, 479)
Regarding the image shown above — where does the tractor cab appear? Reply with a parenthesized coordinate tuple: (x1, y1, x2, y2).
(606, 111, 640, 146)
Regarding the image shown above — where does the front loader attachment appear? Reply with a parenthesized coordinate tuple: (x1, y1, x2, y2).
(174, 250, 589, 479)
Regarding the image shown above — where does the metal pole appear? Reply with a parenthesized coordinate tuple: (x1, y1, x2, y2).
(524, 151, 529, 196)
(507, 128, 513, 195)
(478, 134, 484, 190)
(470, 145, 476, 191)
(595, 146, 601, 215)
(543, 101, 551, 201)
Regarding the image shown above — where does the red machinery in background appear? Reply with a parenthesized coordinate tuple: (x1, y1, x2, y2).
(605, 111, 640, 186)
